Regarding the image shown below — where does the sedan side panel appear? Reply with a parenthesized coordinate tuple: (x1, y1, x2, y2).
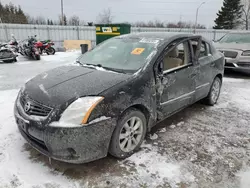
(91, 69, 158, 131)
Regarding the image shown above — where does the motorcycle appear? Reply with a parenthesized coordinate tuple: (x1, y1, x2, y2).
(19, 36, 41, 60)
(35, 40, 56, 55)
(0, 43, 18, 63)
(8, 40, 19, 54)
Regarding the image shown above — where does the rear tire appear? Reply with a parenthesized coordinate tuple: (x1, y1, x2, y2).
(109, 108, 147, 159)
(204, 77, 222, 106)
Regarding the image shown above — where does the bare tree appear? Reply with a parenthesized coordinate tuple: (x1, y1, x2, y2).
(68, 15, 80, 26)
(154, 19, 165, 28)
(79, 20, 86, 26)
(96, 8, 113, 24)
(27, 15, 46, 25)
(241, 0, 250, 30)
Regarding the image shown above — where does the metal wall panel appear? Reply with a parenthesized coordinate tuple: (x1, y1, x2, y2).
(0, 23, 243, 46)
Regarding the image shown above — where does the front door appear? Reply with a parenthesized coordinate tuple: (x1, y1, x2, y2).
(155, 38, 199, 118)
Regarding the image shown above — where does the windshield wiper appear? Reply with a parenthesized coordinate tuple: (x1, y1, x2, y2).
(101, 66, 127, 74)
(81, 63, 128, 74)
(75, 60, 83, 66)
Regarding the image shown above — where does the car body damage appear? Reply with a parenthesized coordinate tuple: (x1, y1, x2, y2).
(14, 32, 224, 163)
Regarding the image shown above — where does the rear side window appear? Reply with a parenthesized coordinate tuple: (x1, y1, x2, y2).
(200, 42, 207, 58)
(206, 43, 211, 54)
(190, 39, 213, 60)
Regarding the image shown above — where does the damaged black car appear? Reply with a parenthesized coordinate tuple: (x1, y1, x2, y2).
(14, 32, 224, 163)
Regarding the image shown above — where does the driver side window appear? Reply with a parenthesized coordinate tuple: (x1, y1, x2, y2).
(163, 41, 190, 71)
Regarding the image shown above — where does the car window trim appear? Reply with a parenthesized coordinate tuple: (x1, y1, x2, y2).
(163, 63, 192, 75)
(198, 41, 214, 61)
(188, 37, 202, 63)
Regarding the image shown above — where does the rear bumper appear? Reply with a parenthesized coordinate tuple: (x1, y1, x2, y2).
(14, 100, 116, 164)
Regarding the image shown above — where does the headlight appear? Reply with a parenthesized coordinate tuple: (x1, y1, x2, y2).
(242, 50, 250, 56)
(50, 96, 104, 128)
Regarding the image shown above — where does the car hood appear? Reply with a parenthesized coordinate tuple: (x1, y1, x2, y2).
(214, 42, 250, 51)
(24, 65, 130, 107)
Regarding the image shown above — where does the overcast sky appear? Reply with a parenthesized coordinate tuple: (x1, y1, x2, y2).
(2, 0, 224, 28)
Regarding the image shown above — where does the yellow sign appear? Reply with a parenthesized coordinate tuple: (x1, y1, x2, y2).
(96, 32, 120, 35)
(102, 27, 112, 32)
(96, 27, 101, 31)
(112, 27, 117, 32)
(131, 48, 145, 55)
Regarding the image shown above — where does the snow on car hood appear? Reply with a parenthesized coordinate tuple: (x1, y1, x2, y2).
(214, 42, 250, 51)
(24, 65, 130, 107)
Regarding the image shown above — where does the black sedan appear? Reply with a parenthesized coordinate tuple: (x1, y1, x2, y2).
(14, 32, 224, 163)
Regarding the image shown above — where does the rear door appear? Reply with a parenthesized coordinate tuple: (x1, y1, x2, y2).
(192, 40, 214, 100)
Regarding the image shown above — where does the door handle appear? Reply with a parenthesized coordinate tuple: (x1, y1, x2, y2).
(211, 62, 215, 67)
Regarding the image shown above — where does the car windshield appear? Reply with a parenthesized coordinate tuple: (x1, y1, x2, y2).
(78, 37, 157, 74)
(219, 33, 250, 43)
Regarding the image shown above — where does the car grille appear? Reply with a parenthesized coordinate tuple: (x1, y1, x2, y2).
(219, 50, 238, 58)
(20, 94, 52, 117)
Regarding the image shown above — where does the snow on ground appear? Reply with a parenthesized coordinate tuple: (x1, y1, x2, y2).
(0, 90, 80, 188)
(0, 52, 250, 188)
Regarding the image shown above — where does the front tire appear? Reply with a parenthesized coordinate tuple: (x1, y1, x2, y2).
(46, 47, 56, 55)
(109, 108, 147, 159)
(204, 77, 222, 105)
(35, 54, 40, 60)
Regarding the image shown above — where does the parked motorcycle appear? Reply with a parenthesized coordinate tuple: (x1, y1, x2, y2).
(19, 36, 41, 60)
(35, 40, 56, 55)
(7, 40, 19, 54)
(0, 43, 18, 63)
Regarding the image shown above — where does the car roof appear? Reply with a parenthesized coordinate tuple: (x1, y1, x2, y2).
(127, 32, 195, 39)
(228, 31, 250, 34)
(117, 32, 203, 45)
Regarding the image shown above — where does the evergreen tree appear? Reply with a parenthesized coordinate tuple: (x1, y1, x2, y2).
(3, 4, 10, 23)
(0, 2, 27, 24)
(214, 0, 242, 29)
(8, 3, 15, 23)
(17, 6, 28, 24)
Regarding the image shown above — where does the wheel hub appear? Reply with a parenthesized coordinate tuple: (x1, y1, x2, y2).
(119, 116, 143, 153)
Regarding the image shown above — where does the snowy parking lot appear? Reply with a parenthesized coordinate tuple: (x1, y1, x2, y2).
(0, 52, 250, 188)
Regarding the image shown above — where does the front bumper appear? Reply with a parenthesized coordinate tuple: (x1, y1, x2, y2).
(224, 58, 250, 74)
(14, 99, 116, 164)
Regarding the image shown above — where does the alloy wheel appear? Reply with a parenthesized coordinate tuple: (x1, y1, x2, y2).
(211, 79, 220, 103)
(119, 117, 144, 153)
